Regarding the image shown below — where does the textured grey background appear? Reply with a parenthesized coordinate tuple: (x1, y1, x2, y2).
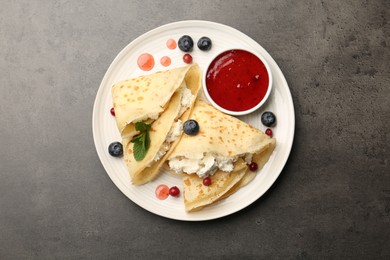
(1, 0, 389, 259)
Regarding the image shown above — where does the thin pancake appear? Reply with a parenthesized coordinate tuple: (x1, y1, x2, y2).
(216, 141, 276, 202)
(235, 140, 276, 188)
(123, 90, 182, 184)
(168, 100, 276, 211)
(130, 108, 193, 184)
(183, 159, 248, 212)
(112, 65, 199, 134)
(168, 100, 275, 160)
(118, 65, 202, 185)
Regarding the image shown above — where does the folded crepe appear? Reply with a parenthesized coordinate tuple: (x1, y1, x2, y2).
(167, 100, 276, 211)
(111, 64, 201, 185)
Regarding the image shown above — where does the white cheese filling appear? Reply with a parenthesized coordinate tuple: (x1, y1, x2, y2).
(244, 153, 253, 164)
(152, 86, 194, 161)
(168, 153, 254, 178)
(147, 84, 194, 164)
(168, 153, 234, 178)
(178, 87, 194, 118)
(152, 120, 182, 162)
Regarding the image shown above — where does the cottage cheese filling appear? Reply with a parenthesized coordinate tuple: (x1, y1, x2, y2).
(178, 87, 194, 118)
(168, 153, 235, 178)
(152, 120, 182, 162)
(169, 152, 254, 178)
(153, 85, 194, 159)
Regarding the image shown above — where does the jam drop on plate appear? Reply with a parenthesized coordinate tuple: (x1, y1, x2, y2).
(155, 184, 170, 200)
(166, 38, 177, 50)
(160, 56, 171, 67)
(137, 53, 155, 71)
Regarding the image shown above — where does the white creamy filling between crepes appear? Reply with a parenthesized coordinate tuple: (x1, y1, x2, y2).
(178, 87, 194, 117)
(150, 85, 195, 164)
(168, 153, 254, 178)
(152, 120, 182, 162)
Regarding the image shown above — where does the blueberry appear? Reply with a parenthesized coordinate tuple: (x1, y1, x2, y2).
(178, 35, 194, 52)
(197, 36, 212, 51)
(183, 120, 199, 136)
(261, 111, 276, 127)
(108, 141, 123, 157)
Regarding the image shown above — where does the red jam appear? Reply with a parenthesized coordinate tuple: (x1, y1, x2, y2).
(205, 49, 269, 112)
(160, 56, 171, 67)
(155, 184, 169, 200)
(166, 39, 177, 50)
(137, 53, 155, 71)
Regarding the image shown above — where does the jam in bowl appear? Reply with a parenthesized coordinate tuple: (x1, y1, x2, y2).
(203, 49, 272, 116)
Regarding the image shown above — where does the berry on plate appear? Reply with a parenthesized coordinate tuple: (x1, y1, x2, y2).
(178, 35, 194, 52)
(248, 162, 258, 172)
(197, 36, 212, 51)
(108, 142, 123, 157)
(183, 54, 193, 64)
(169, 186, 180, 197)
(261, 111, 276, 127)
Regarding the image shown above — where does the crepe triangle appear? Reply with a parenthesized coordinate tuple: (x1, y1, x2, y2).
(167, 100, 276, 211)
(112, 64, 202, 184)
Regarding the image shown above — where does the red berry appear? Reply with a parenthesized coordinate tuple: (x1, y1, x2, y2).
(110, 107, 115, 116)
(249, 162, 258, 172)
(203, 177, 212, 186)
(169, 186, 180, 197)
(265, 128, 273, 137)
(183, 54, 193, 64)
(155, 184, 169, 200)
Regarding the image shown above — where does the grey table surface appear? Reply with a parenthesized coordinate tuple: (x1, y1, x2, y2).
(1, 0, 389, 259)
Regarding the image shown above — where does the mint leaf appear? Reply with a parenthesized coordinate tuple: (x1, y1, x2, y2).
(133, 140, 147, 161)
(135, 122, 151, 132)
(130, 133, 144, 143)
(131, 122, 151, 161)
(144, 131, 150, 151)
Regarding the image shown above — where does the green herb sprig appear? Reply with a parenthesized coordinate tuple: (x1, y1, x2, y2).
(131, 122, 151, 161)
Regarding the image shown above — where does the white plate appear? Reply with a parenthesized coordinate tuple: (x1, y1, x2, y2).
(92, 20, 295, 221)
